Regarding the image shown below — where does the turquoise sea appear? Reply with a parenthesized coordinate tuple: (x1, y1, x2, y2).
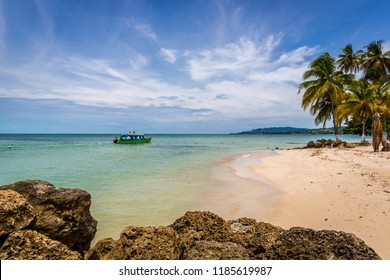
(0, 133, 364, 242)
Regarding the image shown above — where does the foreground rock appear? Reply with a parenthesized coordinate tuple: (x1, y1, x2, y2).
(0, 230, 82, 260)
(0, 180, 97, 259)
(264, 227, 381, 260)
(87, 211, 380, 260)
(0, 180, 97, 254)
(0, 189, 34, 236)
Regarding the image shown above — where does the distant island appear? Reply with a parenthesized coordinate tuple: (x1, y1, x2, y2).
(232, 127, 337, 135)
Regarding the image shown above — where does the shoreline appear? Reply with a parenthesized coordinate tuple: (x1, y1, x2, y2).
(201, 145, 390, 259)
(198, 149, 281, 223)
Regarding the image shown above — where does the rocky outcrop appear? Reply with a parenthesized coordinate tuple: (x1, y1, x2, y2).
(120, 226, 181, 260)
(0, 230, 82, 260)
(307, 139, 357, 148)
(0, 189, 34, 236)
(184, 240, 250, 260)
(264, 227, 381, 260)
(86, 226, 181, 260)
(0, 180, 97, 254)
(227, 217, 284, 259)
(0, 180, 97, 259)
(86, 211, 380, 260)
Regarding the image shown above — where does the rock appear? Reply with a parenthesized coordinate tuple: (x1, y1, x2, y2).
(307, 141, 316, 148)
(87, 226, 181, 260)
(0, 190, 34, 236)
(171, 211, 231, 256)
(307, 139, 355, 149)
(264, 227, 381, 260)
(0, 180, 97, 254)
(345, 142, 357, 148)
(87, 211, 381, 260)
(85, 238, 124, 260)
(171, 211, 230, 241)
(119, 226, 180, 260)
(227, 217, 285, 259)
(184, 240, 250, 260)
(0, 230, 82, 260)
(381, 143, 390, 151)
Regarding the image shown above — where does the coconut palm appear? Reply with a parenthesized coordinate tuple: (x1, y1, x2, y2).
(298, 52, 353, 141)
(309, 95, 333, 129)
(361, 40, 390, 81)
(336, 43, 362, 74)
(337, 79, 380, 143)
(372, 75, 390, 142)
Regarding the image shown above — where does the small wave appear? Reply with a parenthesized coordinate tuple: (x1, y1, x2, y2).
(148, 145, 209, 150)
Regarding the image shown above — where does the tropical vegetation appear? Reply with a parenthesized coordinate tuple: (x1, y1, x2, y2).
(298, 40, 390, 146)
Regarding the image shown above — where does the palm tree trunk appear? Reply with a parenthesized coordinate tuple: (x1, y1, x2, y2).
(332, 105, 340, 141)
(382, 119, 387, 146)
(361, 120, 366, 143)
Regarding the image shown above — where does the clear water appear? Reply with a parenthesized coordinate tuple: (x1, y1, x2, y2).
(0, 133, 364, 242)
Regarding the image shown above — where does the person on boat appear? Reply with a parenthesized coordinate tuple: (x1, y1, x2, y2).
(113, 136, 119, 144)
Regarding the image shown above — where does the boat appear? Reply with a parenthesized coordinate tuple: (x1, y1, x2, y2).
(113, 132, 152, 144)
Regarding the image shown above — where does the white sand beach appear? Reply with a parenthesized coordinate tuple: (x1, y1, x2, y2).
(201, 145, 390, 259)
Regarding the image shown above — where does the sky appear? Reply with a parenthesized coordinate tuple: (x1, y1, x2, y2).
(0, 0, 389, 134)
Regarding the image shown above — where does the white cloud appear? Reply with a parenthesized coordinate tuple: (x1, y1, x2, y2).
(186, 35, 282, 81)
(383, 41, 390, 52)
(277, 46, 319, 64)
(159, 48, 178, 63)
(129, 53, 148, 70)
(248, 65, 307, 84)
(133, 20, 159, 42)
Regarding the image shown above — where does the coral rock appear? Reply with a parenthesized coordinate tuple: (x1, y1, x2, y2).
(0, 190, 34, 236)
(0, 230, 82, 260)
(0, 180, 97, 254)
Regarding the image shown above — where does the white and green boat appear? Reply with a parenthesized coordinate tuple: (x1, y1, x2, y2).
(114, 133, 152, 144)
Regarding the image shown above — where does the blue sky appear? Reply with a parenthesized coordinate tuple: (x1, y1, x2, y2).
(0, 0, 389, 133)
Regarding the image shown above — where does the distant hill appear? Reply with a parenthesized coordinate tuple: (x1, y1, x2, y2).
(232, 126, 336, 135)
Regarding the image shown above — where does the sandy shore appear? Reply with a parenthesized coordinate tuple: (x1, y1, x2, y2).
(201, 145, 390, 259)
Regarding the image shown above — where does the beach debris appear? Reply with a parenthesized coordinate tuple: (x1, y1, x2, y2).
(230, 222, 253, 234)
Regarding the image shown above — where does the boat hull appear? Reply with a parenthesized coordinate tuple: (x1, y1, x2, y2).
(117, 137, 152, 144)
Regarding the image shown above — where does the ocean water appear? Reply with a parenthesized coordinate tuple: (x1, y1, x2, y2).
(0, 133, 364, 242)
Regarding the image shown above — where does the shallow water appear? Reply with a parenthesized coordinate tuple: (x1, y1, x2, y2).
(0, 133, 364, 242)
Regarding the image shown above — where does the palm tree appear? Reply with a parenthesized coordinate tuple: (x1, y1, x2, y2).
(298, 52, 353, 141)
(336, 43, 362, 74)
(361, 40, 390, 81)
(373, 75, 390, 143)
(309, 95, 333, 129)
(337, 79, 379, 143)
